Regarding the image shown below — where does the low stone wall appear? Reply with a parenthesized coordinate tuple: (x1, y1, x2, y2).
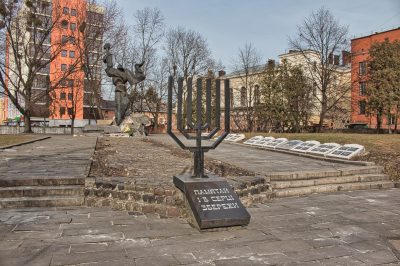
(84, 175, 273, 218)
(0, 126, 83, 135)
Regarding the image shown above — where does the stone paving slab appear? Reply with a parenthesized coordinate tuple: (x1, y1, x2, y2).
(0, 136, 97, 180)
(0, 189, 399, 265)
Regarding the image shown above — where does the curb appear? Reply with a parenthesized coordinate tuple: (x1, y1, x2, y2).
(0, 136, 51, 150)
(84, 136, 99, 181)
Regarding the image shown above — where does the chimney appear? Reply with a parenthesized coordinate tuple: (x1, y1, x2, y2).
(218, 70, 226, 77)
(334, 55, 340, 66)
(342, 50, 351, 66)
(328, 53, 334, 64)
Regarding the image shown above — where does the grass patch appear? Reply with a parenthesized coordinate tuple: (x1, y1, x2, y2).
(0, 134, 41, 147)
(244, 132, 400, 181)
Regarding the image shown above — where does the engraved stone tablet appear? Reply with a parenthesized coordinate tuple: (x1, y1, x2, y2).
(174, 175, 251, 229)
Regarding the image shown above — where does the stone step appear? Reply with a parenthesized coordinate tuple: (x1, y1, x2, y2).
(274, 181, 395, 198)
(0, 185, 84, 198)
(0, 177, 85, 187)
(0, 196, 84, 208)
(269, 166, 383, 181)
(271, 174, 390, 189)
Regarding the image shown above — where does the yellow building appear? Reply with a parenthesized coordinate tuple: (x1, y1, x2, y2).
(222, 50, 351, 131)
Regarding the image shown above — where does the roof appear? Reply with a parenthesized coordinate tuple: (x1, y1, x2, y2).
(351, 26, 400, 41)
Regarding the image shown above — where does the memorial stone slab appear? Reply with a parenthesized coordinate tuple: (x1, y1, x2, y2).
(254, 137, 275, 147)
(173, 175, 251, 229)
(263, 138, 288, 149)
(225, 134, 246, 142)
(276, 140, 304, 150)
(292, 141, 320, 153)
(243, 136, 264, 145)
(327, 144, 365, 159)
(308, 143, 341, 156)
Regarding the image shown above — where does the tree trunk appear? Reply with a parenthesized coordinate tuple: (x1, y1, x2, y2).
(71, 118, 75, 135)
(154, 109, 159, 132)
(23, 114, 32, 133)
(376, 113, 382, 133)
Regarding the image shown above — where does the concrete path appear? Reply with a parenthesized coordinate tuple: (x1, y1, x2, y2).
(151, 135, 357, 174)
(0, 136, 97, 181)
(1, 189, 399, 265)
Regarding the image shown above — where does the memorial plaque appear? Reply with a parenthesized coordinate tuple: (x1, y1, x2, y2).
(174, 175, 251, 229)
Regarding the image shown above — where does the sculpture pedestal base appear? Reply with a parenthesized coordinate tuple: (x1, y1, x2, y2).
(173, 174, 251, 229)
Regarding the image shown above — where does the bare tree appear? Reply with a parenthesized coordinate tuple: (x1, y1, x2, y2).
(143, 57, 169, 131)
(164, 26, 215, 82)
(289, 7, 350, 131)
(0, 0, 85, 132)
(129, 7, 165, 114)
(231, 43, 262, 132)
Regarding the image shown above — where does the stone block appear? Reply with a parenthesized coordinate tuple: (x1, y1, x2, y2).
(141, 204, 155, 214)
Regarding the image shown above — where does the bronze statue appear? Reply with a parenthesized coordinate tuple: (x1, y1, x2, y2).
(103, 43, 146, 125)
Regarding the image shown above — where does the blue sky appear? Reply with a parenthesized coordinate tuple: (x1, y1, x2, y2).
(118, 0, 400, 70)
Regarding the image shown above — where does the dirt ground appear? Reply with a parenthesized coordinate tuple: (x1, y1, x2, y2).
(89, 137, 254, 182)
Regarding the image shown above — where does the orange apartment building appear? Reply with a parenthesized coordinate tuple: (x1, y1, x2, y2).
(351, 27, 400, 129)
(3, 0, 105, 127)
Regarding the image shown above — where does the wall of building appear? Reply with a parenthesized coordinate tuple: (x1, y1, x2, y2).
(351, 28, 400, 129)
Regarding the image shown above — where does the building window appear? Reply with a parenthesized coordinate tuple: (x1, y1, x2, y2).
(359, 61, 367, 76)
(67, 108, 73, 115)
(61, 50, 67, 57)
(71, 9, 77, 16)
(389, 114, 396, 125)
(69, 51, 75, 58)
(69, 36, 76, 44)
(68, 79, 74, 87)
(69, 64, 75, 71)
(68, 93, 73, 101)
(359, 82, 366, 96)
(359, 101, 366, 115)
(62, 35, 68, 44)
(63, 7, 69, 15)
(70, 23, 76, 31)
(240, 87, 246, 107)
(61, 20, 68, 29)
(61, 64, 67, 71)
(60, 93, 66, 100)
(60, 79, 67, 87)
(60, 107, 66, 116)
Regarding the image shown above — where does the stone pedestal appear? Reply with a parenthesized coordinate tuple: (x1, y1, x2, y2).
(173, 174, 251, 229)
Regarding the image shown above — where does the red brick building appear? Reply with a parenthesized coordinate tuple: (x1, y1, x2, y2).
(3, 0, 104, 127)
(351, 27, 400, 129)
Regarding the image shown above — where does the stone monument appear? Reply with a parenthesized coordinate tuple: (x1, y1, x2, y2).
(103, 43, 146, 125)
(167, 77, 251, 229)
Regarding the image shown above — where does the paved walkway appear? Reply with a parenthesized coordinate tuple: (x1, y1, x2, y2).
(1, 189, 399, 265)
(151, 135, 357, 174)
(0, 136, 97, 181)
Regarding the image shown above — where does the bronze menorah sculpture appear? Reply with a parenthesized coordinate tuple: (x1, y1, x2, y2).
(167, 77, 231, 178)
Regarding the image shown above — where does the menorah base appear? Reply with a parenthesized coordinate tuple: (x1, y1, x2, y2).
(173, 174, 251, 230)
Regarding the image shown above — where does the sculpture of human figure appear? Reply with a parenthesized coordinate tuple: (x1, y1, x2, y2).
(103, 43, 145, 125)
